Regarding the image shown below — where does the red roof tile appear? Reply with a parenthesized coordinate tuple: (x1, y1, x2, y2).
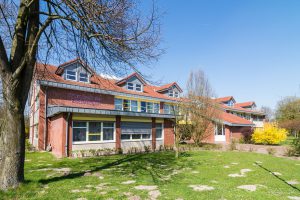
(234, 101, 255, 108)
(219, 111, 254, 126)
(214, 96, 235, 103)
(34, 63, 181, 101)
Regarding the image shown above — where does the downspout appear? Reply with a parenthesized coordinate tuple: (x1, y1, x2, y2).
(65, 112, 71, 157)
(44, 87, 48, 150)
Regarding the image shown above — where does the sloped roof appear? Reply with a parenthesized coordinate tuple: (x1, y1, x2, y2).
(55, 58, 94, 75)
(214, 96, 235, 103)
(235, 101, 256, 108)
(115, 72, 147, 85)
(156, 82, 183, 93)
(34, 63, 181, 101)
(219, 111, 254, 126)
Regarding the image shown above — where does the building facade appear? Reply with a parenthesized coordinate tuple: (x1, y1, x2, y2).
(203, 96, 266, 143)
(29, 59, 181, 157)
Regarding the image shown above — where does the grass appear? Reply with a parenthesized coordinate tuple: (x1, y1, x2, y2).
(1, 150, 300, 200)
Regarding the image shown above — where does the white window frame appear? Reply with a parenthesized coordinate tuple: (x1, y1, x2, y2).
(127, 82, 134, 90)
(79, 72, 89, 83)
(66, 70, 77, 81)
(168, 90, 174, 97)
(121, 132, 152, 141)
(72, 121, 116, 144)
(135, 84, 142, 92)
(214, 124, 225, 136)
(174, 91, 179, 98)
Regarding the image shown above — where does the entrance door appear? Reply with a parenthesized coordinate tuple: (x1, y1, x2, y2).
(214, 124, 226, 142)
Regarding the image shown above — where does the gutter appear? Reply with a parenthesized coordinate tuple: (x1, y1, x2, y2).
(65, 112, 71, 157)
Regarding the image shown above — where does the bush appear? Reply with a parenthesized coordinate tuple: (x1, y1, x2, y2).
(291, 137, 300, 156)
(267, 147, 276, 155)
(229, 139, 238, 151)
(252, 123, 287, 145)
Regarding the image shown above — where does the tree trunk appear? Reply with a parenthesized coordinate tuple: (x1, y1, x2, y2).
(0, 93, 25, 190)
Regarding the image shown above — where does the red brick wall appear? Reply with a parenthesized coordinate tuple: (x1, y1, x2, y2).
(38, 87, 46, 150)
(48, 113, 66, 158)
(47, 87, 115, 110)
(201, 122, 215, 143)
(164, 119, 175, 146)
(152, 118, 156, 150)
(230, 126, 253, 141)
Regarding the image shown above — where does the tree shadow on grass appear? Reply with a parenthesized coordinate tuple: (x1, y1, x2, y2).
(38, 151, 186, 185)
(255, 162, 300, 193)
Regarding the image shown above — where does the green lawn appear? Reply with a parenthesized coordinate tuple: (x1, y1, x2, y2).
(1, 150, 300, 200)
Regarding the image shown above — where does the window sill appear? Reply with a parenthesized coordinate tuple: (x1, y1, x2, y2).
(73, 140, 115, 145)
(121, 139, 152, 142)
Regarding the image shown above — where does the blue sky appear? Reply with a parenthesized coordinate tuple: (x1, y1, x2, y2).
(140, 0, 300, 109)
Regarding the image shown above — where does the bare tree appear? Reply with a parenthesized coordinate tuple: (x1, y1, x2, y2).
(0, 0, 161, 190)
(186, 69, 220, 146)
(260, 106, 273, 121)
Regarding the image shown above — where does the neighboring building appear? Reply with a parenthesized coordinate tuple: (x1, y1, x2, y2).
(29, 58, 182, 157)
(203, 96, 266, 143)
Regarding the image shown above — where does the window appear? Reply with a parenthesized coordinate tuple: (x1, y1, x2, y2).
(168, 90, 174, 97)
(141, 101, 147, 112)
(215, 124, 224, 136)
(79, 73, 88, 82)
(123, 99, 131, 111)
(174, 91, 179, 98)
(72, 121, 115, 142)
(73, 122, 87, 142)
(103, 122, 114, 140)
(121, 122, 152, 140)
(66, 70, 76, 81)
(131, 100, 138, 112)
(153, 103, 160, 113)
(136, 84, 142, 92)
(89, 122, 101, 141)
(146, 102, 153, 113)
(127, 82, 134, 90)
(115, 98, 123, 110)
(156, 123, 163, 139)
(164, 104, 170, 114)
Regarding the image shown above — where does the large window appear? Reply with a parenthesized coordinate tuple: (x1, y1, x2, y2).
(164, 104, 170, 114)
(79, 73, 88, 82)
(123, 99, 131, 111)
(131, 100, 138, 112)
(66, 70, 76, 81)
(168, 90, 174, 97)
(115, 98, 123, 110)
(89, 122, 101, 141)
(141, 101, 146, 112)
(156, 123, 163, 139)
(214, 124, 225, 136)
(73, 122, 87, 142)
(121, 122, 151, 140)
(73, 121, 115, 143)
(103, 122, 114, 140)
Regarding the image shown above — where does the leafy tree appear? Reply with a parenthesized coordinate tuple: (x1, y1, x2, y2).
(0, 0, 161, 189)
(276, 97, 300, 137)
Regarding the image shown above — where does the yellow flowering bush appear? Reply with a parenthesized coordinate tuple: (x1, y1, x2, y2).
(252, 123, 287, 145)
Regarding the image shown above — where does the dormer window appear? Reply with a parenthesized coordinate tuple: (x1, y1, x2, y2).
(127, 82, 134, 90)
(168, 90, 174, 97)
(136, 84, 142, 92)
(79, 73, 88, 83)
(174, 91, 179, 98)
(66, 70, 76, 81)
(227, 100, 234, 107)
